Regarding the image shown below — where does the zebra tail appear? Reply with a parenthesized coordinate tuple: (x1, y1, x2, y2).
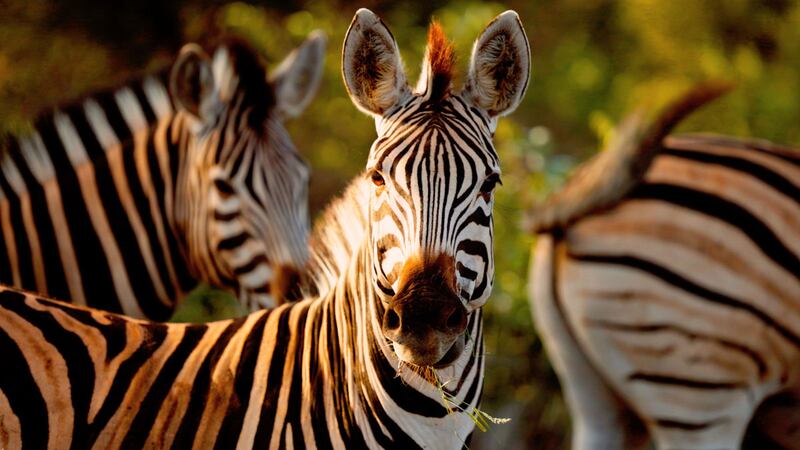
(524, 81, 733, 234)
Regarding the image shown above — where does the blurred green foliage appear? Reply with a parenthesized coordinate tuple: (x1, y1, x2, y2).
(171, 283, 247, 322)
(2, 1, 799, 447)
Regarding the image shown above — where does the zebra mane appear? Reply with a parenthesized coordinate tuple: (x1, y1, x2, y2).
(213, 38, 277, 128)
(525, 82, 732, 234)
(422, 21, 456, 102)
(303, 175, 370, 297)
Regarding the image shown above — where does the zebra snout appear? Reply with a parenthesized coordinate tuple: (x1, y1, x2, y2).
(382, 252, 469, 366)
(381, 291, 468, 366)
(383, 296, 467, 336)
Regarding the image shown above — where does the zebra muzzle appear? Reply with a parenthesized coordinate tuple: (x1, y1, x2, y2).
(382, 254, 468, 366)
(382, 300, 467, 367)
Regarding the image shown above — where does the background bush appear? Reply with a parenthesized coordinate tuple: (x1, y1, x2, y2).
(3, 1, 799, 447)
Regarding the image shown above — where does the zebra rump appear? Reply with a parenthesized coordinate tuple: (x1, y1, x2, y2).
(530, 87, 800, 449)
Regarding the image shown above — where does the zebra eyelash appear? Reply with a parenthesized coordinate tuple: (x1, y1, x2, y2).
(479, 173, 502, 194)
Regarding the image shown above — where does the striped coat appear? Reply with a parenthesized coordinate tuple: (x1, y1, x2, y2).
(0, 8, 532, 449)
(0, 244, 484, 448)
(0, 34, 325, 319)
(529, 88, 800, 449)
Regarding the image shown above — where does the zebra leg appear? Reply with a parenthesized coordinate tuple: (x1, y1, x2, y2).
(530, 235, 648, 450)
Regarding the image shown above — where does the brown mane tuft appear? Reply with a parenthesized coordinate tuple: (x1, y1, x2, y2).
(425, 20, 456, 102)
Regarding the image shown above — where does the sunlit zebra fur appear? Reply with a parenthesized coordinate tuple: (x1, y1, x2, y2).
(0, 8, 531, 449)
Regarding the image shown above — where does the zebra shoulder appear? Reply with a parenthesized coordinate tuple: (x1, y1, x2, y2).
(524, 82, 731, 234)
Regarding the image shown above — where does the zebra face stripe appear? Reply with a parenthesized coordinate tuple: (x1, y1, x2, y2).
(368, 97, 499, 311)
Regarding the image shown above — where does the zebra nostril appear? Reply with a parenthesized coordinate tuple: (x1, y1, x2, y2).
(384, 308, 400, 331)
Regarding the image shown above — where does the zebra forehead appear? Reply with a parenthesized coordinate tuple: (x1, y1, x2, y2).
(374, 113, 498, 168)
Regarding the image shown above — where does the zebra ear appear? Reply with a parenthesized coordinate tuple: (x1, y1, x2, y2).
(170, 44, 216, 120)
(342, 8, 410, 118)
(269, 30, 327, 119)
(463, 11, 530, 117)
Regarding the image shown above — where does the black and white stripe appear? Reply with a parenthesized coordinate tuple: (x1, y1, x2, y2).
(0, 244, 484, 448)
(531, 133, 800, 449)
(0, 34, 326, 319)
(332, 8, 529, 369)
(0, 9, 530, 449)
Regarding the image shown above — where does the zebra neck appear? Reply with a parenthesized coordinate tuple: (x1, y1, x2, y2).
(306, 176, 371, 297)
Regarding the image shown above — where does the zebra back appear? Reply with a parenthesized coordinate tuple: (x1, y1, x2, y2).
(0, 73, 181, 318)
(530, 111, 800, 447)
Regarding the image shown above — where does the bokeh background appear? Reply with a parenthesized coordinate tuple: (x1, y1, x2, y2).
(2, 0, 799, 447)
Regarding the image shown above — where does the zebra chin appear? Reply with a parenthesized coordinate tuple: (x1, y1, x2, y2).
(393, 333, 466, 368)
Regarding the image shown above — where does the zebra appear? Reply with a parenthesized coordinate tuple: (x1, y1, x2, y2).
(528, 85, 800, 449)
(0, 8, 530, 448)
(0, 33, 326, 319)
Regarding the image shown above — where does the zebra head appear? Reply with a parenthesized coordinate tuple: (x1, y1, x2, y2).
(343, 10, 530, 366)
(168, 33, 326, 309)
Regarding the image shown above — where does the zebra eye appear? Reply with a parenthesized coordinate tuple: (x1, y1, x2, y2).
(370, 170, 385, 187)
(479, 174, 501, 195)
